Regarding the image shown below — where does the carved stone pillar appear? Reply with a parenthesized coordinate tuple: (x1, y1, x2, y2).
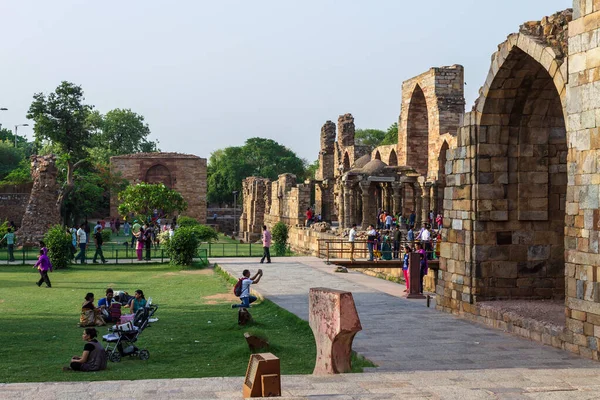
(343, 182, 352, 228)
(413, 182, 423, 226)
(338, 183, 345, 229)
(421, 183, 431, 225)
(391, 182, 402, 216)
(359, 181, 371, 228)
(431, 182, 438, 215)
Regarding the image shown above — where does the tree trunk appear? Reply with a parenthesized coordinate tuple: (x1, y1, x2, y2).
(56, 159, 86, 217)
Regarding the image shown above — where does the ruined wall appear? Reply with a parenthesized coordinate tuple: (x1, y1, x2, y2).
(18, 155, 61, 246)
(316, 121, 336, 221)
(371, 145, 399, 166)
(240, 177, 269, 242)
(0, 183, 33, 226)
(398, 65, 464, 180)
(110, 153, 207, 222)
(264, 174, 312, 227)
(563, 1, 600, 358)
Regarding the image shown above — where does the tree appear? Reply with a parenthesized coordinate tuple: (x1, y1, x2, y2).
(118, 183, 187, 222)
(381, 123, 398, 145)
(27, 81, 94, 214)
(354, 129, 386, 151)
(304, 160, 319, 180)
(207, 137, 307, 205)
(0, 141, 24, 180)
(0, 127, 27, 148)
(89, 108, 159, 163)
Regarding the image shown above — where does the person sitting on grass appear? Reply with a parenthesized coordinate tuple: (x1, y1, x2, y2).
(232, 269, 263, 309)
(98, 288, 120, 322)
(125, 289, 147, 314)
(79, 293, 105, 327)
(63, 328, 107, 372)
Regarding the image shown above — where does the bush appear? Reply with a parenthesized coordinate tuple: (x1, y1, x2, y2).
(191, 225, 219, 242)
(177, 216, 200, 227)
(101, 229, 111, 243)
(272, 222, 289, 257)
(0, 221, 9, 249)
(165, 226, 200, 266)
(44, 225, 73, 269)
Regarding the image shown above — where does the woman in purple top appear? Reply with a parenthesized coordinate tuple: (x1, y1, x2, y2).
(34, 249, 52, 288)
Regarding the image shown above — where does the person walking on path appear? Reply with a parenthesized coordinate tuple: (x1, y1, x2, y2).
(409, 211, 416, 228)
(136, 227, 145, 261)
(76, 223, 88, 264)
(407, 225, 415, 243)
(232, 269, 263, 308)
(92, 227, 108, 264)
(385, 213, 393, 230)
(34, 249, 53, 287)
(260, 225, 272, 263)
(348, 224, 357, 261)
(1, 228, 16, 262)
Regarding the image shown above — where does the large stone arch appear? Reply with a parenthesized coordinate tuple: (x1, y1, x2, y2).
(471, 33, 567, 301)
(388, 149, 398, 167)
(406, 85, 429, 176)
(145, 164, 172, 188)
(374, 150, 381, 161)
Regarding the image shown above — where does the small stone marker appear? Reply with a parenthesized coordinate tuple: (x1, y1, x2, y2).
(244, 332, 269, 351)
(309, 287, 362, 374)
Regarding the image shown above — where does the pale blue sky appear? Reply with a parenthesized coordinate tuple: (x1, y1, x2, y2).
(0, 0, 570, 162)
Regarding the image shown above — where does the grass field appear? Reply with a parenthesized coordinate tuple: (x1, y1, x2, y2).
(0, 262, 372, 383)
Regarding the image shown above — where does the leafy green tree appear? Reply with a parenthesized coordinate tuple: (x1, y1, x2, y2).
(118, 183, 187, 223)
(304, 160, 319, 180)
(381, 123, 398, 145)
(207, 138, 307, 205)
(0, 141, 24, 180)
(0, 128, 28, 148)
(27, 81, 94, 213)
(89, 108, 159, 164)
(164, 226, 199, 266)
(354, 129, 386, 151)
(0, 159, 32, 185)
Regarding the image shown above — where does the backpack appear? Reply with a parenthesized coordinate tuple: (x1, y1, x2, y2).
(233, 278, 244, 297)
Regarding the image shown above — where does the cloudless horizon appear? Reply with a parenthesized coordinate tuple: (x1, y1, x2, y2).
(1, 0, 570, 162)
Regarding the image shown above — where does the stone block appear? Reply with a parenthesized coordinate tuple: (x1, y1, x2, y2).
(573, 309, 588, 321)
(309, 288, 362, 375)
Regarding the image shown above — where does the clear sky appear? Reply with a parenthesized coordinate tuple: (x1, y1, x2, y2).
(0, 0, 570, 162)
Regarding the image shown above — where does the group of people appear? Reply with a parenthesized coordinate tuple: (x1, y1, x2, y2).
(305, 207, 322, 227)
(66, 288, 148, 372)
(376, 209, 443, 231)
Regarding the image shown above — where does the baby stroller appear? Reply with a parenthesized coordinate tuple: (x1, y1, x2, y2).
(103, 299, 158, 362)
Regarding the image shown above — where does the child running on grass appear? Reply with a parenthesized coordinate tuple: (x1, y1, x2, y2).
(34, 249, 53, 288)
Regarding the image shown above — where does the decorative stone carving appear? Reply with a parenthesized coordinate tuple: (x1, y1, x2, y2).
(309, 287, 362, 375)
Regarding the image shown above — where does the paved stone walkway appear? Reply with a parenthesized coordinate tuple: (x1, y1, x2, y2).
(218, 257, 599, 372)
(4, 256, 600, 399)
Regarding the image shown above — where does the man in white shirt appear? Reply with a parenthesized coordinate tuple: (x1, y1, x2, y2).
(385, 213, 393, 230)
(348, 224, 357, 261)
(76, 223, 88, 264)
(232, 269, 263, 308)
(416, 223, 432, 259)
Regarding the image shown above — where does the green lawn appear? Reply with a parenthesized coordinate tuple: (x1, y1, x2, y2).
(0, 262, 372, 383)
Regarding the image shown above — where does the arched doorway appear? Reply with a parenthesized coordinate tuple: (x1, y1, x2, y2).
(343, 152, 350, 171)
(406, 85, 429, 176)
(436, 141, 448, 213)
(478, 46, 566, 300)
(375, 151, 381, 161)
(145, 164, 172, 188)
(388, 149, 398, 166)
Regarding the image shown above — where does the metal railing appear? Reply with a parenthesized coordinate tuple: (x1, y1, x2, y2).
(317, 238, 439, 264)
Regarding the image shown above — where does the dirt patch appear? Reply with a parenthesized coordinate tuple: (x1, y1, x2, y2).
(180, 269, 213, 275)
(203, 293, 238, 304)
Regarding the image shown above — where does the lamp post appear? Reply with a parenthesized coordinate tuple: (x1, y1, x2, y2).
(232, 191, 239, 236)
(0, 108, 7, 131)
(14, 123, 29, 147)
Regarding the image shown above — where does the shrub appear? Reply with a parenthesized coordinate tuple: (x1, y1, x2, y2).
(44, 225, 73, 269)
(101, 228, 111, 243)
(191, 225, 219, 242)
(271, 222, 289, 257)
(165, 226, 200, 266)
(177, 216, 200, 227)
(0, 221, 9, 249)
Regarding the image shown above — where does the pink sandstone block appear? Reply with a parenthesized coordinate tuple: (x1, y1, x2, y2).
(309, 287, 362, 375)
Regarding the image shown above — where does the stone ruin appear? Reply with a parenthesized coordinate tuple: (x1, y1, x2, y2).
(239, 3, 600, 362)
(18, 155, 61, 246)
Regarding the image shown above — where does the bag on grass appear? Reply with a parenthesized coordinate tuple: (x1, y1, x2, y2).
(233, 278, 244, 297)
